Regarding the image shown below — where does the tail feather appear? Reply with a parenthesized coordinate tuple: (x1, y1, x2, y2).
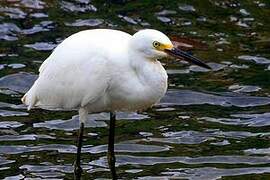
(21, 89, 37, 110)
(21, 94, 26, 104)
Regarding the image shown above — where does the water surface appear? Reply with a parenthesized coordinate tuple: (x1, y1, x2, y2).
(0, 0, 270, 179)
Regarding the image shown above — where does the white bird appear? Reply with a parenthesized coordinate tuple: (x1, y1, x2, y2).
(22, 29, 210, 179)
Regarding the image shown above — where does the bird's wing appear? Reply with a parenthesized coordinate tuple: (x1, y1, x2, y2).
(24, 29, 131, 110)
(32, 52, 109, 110)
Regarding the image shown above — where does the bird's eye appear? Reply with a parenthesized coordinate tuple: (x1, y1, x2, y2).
(153, 41, 160, 48)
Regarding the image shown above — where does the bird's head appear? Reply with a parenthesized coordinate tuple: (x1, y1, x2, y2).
(130, 29, 211, 69)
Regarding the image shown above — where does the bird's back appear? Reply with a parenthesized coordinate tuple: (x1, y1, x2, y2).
(23, 29, 132, 110)
(40, 29, 131, 73)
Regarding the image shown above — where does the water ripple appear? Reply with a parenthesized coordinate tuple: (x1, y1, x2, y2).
(0, 72, 37, 94)
(0, 144, 77, 154)
(189, 62, 227, 72)
(148, 131, 214, 145)
(0, 1, 270, 179)
(178, 4, 196, 12)
(30, 172, 64, 178)
(238, 55, 270, 65)
(22, 21, 54, 35)
(60, 0, 97, 12)
(0, 121, 24, 129)
(34, 112, 148, 131)
(91, 155, 270, 167)
(3, 174, 25, 180)
(24, 42, 57, 51)
(0, 156, 15, 166)
(0, 7, 26, 19)
(65, 19, 104, 27)
(147, 129, 262, 145)
(0, 142, 169, 155)
(161, 90, 270, 107)
(244, 148, 270, 155)
(87, 144, 170, 154)
(0, 134, 54, 141)
(229, 84, 261, 93)
(201, 112, 270, 127)
(20, 164, 73, 173)
(0, 23, 21, 41)
(0, 110, 28, 117)
(138, 167, 270, 180)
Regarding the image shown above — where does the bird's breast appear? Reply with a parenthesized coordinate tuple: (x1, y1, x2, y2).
(108, 61, 168, 111)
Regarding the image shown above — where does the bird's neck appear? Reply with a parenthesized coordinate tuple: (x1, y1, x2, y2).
(129, 51, 167, 86)
(129, 51, 155, 73)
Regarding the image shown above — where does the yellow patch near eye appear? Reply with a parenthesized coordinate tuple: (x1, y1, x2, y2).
(153, 41, 173, 51)
(159, 43, 173, 50)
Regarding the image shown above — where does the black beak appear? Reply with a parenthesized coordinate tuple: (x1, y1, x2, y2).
(165, 48, 211, 70)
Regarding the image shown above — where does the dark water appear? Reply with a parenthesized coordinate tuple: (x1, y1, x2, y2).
(0, 0, 270, 179)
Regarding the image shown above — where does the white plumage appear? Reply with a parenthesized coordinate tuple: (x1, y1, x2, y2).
(22, 29, 172, 114)
(22, 29, 210, 177)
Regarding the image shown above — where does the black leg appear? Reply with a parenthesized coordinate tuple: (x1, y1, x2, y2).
(107, 112, 117, 179)
(74, 122, 84, 180)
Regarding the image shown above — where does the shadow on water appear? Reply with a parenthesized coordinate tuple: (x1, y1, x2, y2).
(0, 0, 270, 179)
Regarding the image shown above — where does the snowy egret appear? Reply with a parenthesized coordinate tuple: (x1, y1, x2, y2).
(22, 29, 210, 179)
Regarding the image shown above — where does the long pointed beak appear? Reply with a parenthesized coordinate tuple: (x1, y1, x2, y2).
(165, 47, 211, 70)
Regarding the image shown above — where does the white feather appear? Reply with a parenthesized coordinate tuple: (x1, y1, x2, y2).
(23, 29, 170, 114)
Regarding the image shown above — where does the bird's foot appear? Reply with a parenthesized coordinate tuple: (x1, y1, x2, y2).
(107, 152, 116, 167)
(107, 152, 117, 179)
(73, 161, 83, 180)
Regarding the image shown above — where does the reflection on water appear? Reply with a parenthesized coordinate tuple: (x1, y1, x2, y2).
(201, 112, 270, 127)
(90, 154, 270, 167)
(0, 0, 270, 179)
(140, 167, 270, 180)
